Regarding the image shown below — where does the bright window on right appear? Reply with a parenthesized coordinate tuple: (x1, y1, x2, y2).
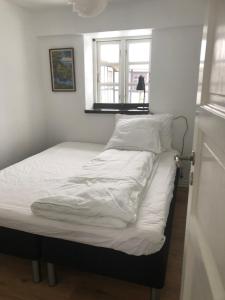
(93, 37, 151, 105)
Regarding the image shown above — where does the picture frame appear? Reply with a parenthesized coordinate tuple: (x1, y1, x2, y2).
(49, 48, 76, 92)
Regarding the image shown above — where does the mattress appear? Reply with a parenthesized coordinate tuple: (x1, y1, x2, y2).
(0, 142, 177, 256)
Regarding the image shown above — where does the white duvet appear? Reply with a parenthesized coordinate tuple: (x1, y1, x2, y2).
(31, 149, 156, 228)
(0, 142, 177, 256)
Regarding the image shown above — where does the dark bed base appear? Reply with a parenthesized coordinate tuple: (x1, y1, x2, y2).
(0, 170, 179, 299)
(0, 227, 42, 282)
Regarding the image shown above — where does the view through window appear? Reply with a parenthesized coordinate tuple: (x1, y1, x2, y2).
(94, 37, 151, 104)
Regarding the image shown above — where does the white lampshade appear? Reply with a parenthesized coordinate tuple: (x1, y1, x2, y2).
(69, 0, 109, 17)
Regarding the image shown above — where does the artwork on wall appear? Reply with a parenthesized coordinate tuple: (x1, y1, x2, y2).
(49, 48, 76, 92)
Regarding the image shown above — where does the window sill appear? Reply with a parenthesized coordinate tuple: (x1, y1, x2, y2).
(85, 103, 150, 114)
(85, 108, 149, 114)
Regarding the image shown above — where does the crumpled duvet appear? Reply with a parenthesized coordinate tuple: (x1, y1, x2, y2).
(31, 149, 157, 228)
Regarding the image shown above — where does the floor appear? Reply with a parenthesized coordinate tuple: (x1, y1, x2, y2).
(0, 188, 188, 300)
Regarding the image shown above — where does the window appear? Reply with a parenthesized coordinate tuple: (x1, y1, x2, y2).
(93, 37, 151, 105)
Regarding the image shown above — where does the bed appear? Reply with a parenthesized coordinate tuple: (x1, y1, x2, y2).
(0, 141, 179, 300)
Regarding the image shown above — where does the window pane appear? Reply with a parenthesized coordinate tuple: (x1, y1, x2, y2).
(100, 43, 120, 63)
(128, 41, 150, 62)
(95, 39, 151, 104)
(100, 65, 119, 84)
(99, 85, 119, 103)
(128, 64, 149, 85)
(99, 42, 120, 95)
(127, 84, 149, 103)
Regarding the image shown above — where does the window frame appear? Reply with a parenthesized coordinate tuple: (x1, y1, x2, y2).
(93, 36, 151, 106)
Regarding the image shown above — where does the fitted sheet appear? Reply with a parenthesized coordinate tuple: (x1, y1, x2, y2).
(0, 142, 177, 256)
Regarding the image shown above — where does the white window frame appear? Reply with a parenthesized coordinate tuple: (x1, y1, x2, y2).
(93, 36, 151, 104)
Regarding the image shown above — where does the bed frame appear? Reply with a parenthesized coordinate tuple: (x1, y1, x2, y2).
(0, 227, 42, 283)
(0, 170, 179, 300)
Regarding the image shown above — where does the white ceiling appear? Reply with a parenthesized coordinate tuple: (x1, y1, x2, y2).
(10, 0, 128, 9)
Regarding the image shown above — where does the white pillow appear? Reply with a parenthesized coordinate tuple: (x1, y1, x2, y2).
(115, 113, 173, 151)
(106, 118, 162, 153)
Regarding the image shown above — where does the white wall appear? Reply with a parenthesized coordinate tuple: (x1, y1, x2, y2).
(151, 26, 203, 185)
(39, 35, 115, 146)
(35, 0, 206, 185)
(0, 0, 47, 169)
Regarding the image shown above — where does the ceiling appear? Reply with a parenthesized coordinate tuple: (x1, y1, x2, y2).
(10, 0, 129, 9)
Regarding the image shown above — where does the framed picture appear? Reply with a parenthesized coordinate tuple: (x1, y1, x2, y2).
(49, 48, 76, 92)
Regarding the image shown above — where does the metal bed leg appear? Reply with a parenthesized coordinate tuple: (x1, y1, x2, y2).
(47, 262, 57, 286)
(32, 260, 41, 283)
(151, 288, 160, 300)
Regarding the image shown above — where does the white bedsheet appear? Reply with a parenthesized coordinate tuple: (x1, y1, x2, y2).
(31, 149, 156, 229)
(0, 142, 177, 256)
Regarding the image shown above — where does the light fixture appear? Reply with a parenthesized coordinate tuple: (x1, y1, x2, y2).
(68, 0, 109, 17)
(136, 75, 146, 103)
